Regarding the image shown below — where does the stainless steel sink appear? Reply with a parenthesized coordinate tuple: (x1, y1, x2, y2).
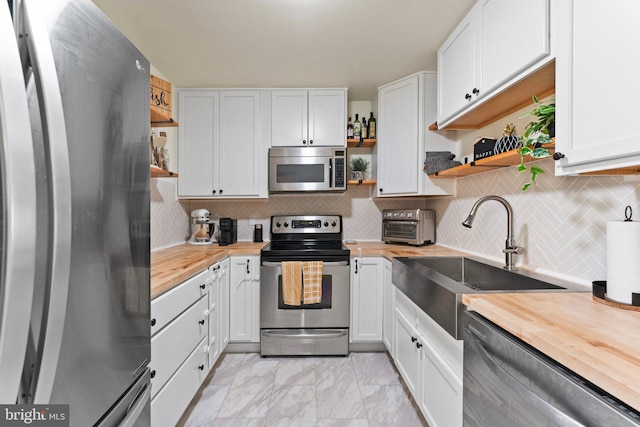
(391, 256, 581, 340)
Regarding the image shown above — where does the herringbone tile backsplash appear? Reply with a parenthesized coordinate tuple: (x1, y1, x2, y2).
(151, 159, 640, 285)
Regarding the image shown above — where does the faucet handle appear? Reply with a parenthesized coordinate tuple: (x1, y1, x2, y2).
(503, 246, 524, 255)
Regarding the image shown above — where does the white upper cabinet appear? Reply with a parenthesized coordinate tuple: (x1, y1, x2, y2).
(555, 0, 640, 175)
(376, 72, 456, 197)
(178, 90, 268, 198)
(437, 0, 551, 129)
(272, 89, 346, 147)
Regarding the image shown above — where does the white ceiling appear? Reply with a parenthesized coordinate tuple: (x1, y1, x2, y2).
(92, 0, 475, 100)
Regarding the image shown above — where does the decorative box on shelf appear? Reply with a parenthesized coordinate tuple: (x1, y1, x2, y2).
(150, 75, 178, 127)
(473, 137, 497, 161)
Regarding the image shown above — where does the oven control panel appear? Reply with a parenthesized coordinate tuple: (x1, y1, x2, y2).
(271, 215, 342, 234)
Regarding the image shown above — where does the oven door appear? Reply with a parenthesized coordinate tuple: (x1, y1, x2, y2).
(260, 261, 350, 328)
(269, 155, 332, 192)
(382, 220, 419, 244)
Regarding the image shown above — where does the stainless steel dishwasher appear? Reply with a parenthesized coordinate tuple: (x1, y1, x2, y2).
(463, 311, 640, 426)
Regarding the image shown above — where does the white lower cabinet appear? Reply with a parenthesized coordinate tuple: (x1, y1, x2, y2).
(350, 256, 384, 342)
(229, 255, 260, 342)
(382, 259, 394, 354)
(393, 286, 463, 427)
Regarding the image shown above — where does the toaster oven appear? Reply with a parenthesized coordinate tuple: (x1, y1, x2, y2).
(382, 209, 435, 246)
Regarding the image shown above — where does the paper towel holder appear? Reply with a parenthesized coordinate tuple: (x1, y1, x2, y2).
(592, 280, 640, 311)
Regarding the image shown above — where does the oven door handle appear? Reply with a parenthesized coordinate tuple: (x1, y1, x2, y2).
(262, 330, 348, 339)
(262, 261, 349, 267)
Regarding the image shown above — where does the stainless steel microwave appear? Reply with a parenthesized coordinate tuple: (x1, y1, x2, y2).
(269, 147, 347, 193)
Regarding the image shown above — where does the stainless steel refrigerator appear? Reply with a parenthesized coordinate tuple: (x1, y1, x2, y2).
(0, 0, 150, 425)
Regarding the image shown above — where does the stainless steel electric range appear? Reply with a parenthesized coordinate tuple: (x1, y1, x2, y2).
(260, 215, 350, 356)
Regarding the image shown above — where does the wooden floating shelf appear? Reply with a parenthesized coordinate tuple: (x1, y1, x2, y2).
(347, 138, 376, 148)
(150, 109, 179, 127)
(430, 142, 555, 178)
(348, 179, 376, 186)
(151, 165, 178, 178)
(431, 60, 556, 131)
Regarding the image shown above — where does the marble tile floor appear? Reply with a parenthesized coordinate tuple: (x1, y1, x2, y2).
(177, 352, 428, 427)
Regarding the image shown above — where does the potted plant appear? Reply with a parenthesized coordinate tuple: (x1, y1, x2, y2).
(517, 96, 555, 191)
(350, 157, 369, 181)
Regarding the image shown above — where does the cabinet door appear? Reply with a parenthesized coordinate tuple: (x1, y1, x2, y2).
(382, 259, 394, 355)
(350, 257, 384, 342)
(272, 90, 308, 146)
(377, 75, 420, 196)
(478, 0, 549, 96)
(556, 0, 640, 174)
(218, 258, 230, 351)
(420, 345, 463, 427)
(308, 90, 346, 146)
(218, 91, 262, 196)
(229, 256, 260, 342)
(437, 8, 477, 123)
(178, 91, 219, 197)
(393, 308, 421, 397)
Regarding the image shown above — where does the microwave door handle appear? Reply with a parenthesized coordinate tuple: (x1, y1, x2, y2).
(329, 158, 333, 188)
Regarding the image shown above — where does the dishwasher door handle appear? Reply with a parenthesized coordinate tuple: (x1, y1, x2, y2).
(467, 333, 587, 427)
(261, 261, 349, 267)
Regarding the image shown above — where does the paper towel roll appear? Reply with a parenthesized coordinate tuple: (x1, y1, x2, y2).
(607, 221, 640, 304)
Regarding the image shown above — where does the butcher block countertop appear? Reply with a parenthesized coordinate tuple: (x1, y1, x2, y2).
(463, 293, 640, 412)
(151, 241, 462, 298)
(151, 242, 266, 298)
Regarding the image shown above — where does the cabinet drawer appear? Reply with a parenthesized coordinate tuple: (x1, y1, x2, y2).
(151, 296, 208, 397)
(151, 270, 209, 334)
(151, 336, 208, 427)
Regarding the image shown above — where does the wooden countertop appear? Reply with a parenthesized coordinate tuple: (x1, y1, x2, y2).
(151, 242, 266, 298)
(151, 241, 462, 299)
(463, 293, 640, 412)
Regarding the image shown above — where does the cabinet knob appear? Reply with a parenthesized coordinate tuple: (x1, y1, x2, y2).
(212, 190, 217, 194)
(200, 284, 206, 290)
(465, 93, 472, 100)
(199, 319, 205, 325)
(219, 189, 223, 194)
(198, 365, 205, 371)
(303, 139, 307, 145)
(150, 370, 156, 378)
(553, 152, 565, 161)
(416, 342, 423, 349)
(472, 87, 480, 95)
(379, 188, 383, 193)
(411, 336, 417, 343)
(309, 140, 313, 145)
(151, 318, 156, 326)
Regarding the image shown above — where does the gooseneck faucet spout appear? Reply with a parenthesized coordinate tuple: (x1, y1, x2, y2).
(462, 195, 524, 270)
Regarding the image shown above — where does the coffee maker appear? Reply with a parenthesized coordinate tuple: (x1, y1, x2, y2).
(187, 209, 215, 245)
(218, 218, 237, 246)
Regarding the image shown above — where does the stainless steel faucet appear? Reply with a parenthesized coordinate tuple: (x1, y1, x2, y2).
(462, 195, 524, 270)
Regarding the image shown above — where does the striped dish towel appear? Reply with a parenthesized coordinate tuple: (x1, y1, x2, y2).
(281, 261, 302, 306)
(302, 261, 323, 304)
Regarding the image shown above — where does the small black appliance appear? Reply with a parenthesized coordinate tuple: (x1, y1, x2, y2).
(218, 218, 237, 246)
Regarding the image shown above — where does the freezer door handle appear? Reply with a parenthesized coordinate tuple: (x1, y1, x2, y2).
(119, 380, 150, 427)
(20, 0, 73, 404)
(0, 2, 38, 403)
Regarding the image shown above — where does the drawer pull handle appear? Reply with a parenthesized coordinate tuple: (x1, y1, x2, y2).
(150, 370, 156, 378)
(416, 342, 423, 349)
(199, 319, 205, 325)
(200, 284, 206, 290)
(151, 318, 156, 327)
(198, 365, 205, 371)
(411, 336, 417, 343)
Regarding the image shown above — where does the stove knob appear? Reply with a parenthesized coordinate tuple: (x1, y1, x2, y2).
(284, 222, 289, 228)
(276, 222, 281, 228)
(400, 212, 405, 218)
(331, 221, 337, 227)
(324, 221, 329, 227)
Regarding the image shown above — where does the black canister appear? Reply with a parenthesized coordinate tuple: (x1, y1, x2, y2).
(254, 224, 263, 242)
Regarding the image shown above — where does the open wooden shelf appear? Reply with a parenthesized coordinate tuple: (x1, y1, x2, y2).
(151, 165, 178, 178)
(347, 138, 376, 148)
(348, 179, 376, 186)
(151, 109, 179, 127)
(431, 60, 556, 131)
(430, 142, 555, 178)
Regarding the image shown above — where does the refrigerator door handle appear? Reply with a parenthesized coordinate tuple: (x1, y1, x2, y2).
(0, 1, 38, 404)
(19, 0, 73, 404)
(119, 380, 150, 427)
